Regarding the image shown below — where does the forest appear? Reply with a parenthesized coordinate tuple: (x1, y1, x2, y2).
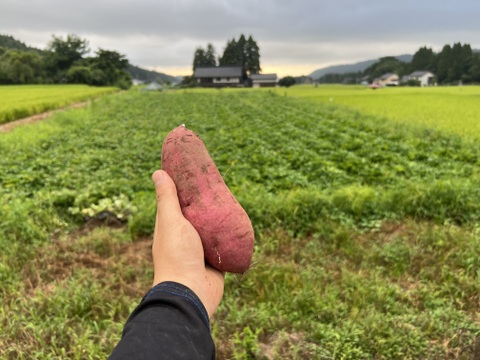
(0, 34, 132, 89)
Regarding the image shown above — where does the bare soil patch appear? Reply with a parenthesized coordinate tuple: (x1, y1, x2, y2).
(23, 223, 152, 298)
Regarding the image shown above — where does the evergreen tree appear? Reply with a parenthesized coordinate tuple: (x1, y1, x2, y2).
(218, 34, 261, 74)
(218, 39, 239, 66)
(244, 36, 261, 75)
(435, 43, 473, 84)
(410, 46, 436, 72)
(451, 42, 468, 82)
(193, 44, 216, 70)
(205, 43, 216, 67)
(459, 43, 473, 82)
(437, 44, 453, 83)
(469, 54, 480, 83)
(235, 34, 247, 67)
(192, 47, 206, 70)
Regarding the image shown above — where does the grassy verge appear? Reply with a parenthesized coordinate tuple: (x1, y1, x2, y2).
(1, 89, 479, 358)
(0, 84, 118, 124)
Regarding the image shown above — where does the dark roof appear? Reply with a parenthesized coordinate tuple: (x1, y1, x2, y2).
(194, 66, 243, 78)
(250, 74, 277, 81)
(380, 73, 398, 80)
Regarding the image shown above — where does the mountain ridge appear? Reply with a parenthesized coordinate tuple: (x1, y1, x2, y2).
(127, 64, 180, 84)
(309, 54, 413, 79)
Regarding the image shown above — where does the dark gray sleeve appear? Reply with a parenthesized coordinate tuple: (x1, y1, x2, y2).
(108, 282, 215, 360)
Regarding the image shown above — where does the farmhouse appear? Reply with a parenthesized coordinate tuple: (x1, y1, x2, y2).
(250, 73, 278, 87)
(193, 66, 246, 87)
(404, 71, 436, 86)
(378, 73, 399, 86)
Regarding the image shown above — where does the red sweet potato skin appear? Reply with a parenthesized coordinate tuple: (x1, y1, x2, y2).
(161, 125, 254, 273)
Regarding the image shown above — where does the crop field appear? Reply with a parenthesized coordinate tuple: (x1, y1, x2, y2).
(0, 85, 118, 125)
(279, 85, 480, 140)
(1, 88, 480, 359)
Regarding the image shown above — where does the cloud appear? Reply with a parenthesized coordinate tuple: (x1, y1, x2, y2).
(1, 0, 480, 76)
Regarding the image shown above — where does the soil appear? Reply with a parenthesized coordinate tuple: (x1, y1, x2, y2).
(0, 101, 91, 133)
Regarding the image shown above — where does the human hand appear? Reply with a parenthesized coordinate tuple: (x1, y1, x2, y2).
(151, 170, 224, 318)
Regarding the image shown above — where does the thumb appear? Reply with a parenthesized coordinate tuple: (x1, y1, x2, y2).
(152, 170, 183, 222)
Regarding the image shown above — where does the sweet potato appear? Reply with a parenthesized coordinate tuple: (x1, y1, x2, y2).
(161, 125, 254, 273)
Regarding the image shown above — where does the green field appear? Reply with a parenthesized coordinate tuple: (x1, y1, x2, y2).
(279, 85, 480, 140)
(1, 87, 479, 359)
(0, 85, 118, 124)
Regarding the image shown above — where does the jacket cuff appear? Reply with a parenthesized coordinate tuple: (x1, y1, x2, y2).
(143, 281, 210, 329)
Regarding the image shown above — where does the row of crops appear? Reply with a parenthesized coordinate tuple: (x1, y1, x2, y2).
(1, 88, 479, 358)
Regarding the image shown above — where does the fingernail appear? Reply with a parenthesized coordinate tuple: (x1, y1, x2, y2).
(153, 170, 165, 187)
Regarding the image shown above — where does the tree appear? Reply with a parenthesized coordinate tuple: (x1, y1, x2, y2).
(193, 48, 206, 70)
(205, 44, 216, 67)
(218, 34, 261, 74)
(46, 34, 89, 75)
(179, 75, 198, 87)
(64, 48, 131, 88)
(66, 65, 92, 84)
(469, 54, 480, 83)
(278, 76, 296, 87)
(450, 43, 470, 82)
(318, 71, 362, 84)
(435, 43, 474, 84)
(0, 49, 45, 84)
(193, 44, 216, 70)
(410, 46, 436, 72)
(92, 49, 129, 85)
(235, 34, 247, 67)
(218, 39, 238, 66)
(436, 44, 453, 83)
(244, 36, 261, 75)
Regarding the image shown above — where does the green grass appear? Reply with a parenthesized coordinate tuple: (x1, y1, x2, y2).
(0, 84, 118, 124)
(1, 89, 479, 358)
(278, 85, 480, 140)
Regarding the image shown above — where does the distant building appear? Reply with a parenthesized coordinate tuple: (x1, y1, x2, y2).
(132, 79, 145, 86)
(250, 73, 278, 87)
(144, 82, 163, 91)
(379, 73, 399, 86)
(406, 71, 436, 87)
(193, 66, 246, 87)
(360, 76, 370, 85)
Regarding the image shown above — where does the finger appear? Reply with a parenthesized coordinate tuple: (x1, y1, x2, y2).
(152, 170, 182, 221)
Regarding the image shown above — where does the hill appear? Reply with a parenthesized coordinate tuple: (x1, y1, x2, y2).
(309, 54, 413, 79)
(127, 64, 180, 84)
(0, 34, 43, 53)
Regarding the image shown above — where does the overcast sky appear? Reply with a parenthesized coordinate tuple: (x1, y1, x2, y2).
(1, 0, 479, 77)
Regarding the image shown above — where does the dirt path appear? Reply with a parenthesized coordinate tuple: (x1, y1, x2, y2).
(0, 101, 91, 133)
